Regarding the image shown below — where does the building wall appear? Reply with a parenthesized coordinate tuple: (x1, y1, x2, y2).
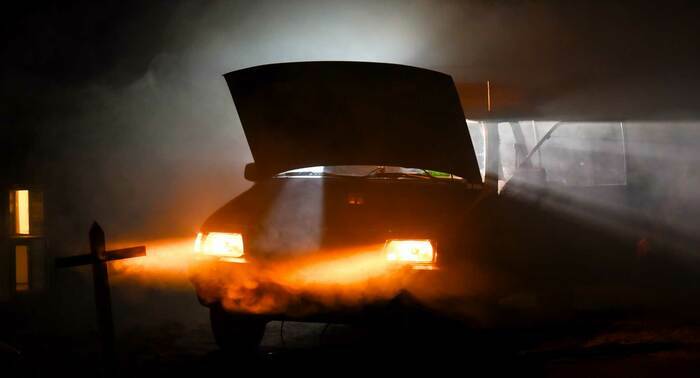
(1, 187, 47, 301)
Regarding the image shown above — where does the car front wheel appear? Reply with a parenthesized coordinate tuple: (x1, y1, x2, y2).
(209, 305, 267, 352)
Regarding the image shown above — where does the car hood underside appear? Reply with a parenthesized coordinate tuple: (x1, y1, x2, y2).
(224, 61, 482, 183)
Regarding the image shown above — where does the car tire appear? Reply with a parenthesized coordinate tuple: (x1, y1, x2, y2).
(209, 305, 267, 352)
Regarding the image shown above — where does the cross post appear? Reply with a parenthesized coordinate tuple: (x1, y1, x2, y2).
(55, 222, 146, 374)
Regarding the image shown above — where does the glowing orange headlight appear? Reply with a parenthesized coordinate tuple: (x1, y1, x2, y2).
(384, 239, 435, 263)
(194, 232, 244, 258)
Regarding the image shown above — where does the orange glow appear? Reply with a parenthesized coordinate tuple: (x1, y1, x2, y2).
(14, 190, 29, 235)
(211, 244, 414, 314)
(196, 232, 244, 257)
(280, 246, 393, 286)
(110, 237, 196, 287)
(99, 227, 498, 321)
(15, 245, 29, 291)
(194, 232, 203, 252)
(384, 239, 434, 263)
(110, 233, 455, 316)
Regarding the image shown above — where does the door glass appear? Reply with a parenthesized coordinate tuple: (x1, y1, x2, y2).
(539, 122, 626, 186)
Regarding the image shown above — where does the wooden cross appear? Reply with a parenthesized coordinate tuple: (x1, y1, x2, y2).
(56, 222, 146, 372)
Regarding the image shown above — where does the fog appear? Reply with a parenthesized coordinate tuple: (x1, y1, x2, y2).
(4, 0, 700, 343)
(9, 1, 693, 252)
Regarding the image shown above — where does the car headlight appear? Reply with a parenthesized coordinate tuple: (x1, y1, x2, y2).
(194, 232, 244, 258)
(384, 239, 435, 264)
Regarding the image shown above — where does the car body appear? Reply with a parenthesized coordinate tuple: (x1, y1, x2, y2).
(189, 62, 492, 350)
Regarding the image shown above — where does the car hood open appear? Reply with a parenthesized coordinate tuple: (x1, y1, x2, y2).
(224, 61, 481, 183)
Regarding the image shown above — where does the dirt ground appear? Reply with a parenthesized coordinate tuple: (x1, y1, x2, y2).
(5, 313, 700, 377)
(4, 269, 700, 377)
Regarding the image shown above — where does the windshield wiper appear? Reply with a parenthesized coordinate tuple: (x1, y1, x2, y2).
(276, 171, 349, 178)
(364, 171, 434, 180)
(518, 121, 563, 169)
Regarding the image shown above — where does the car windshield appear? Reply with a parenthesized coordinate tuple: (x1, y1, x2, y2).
(275, 165, 464, 180)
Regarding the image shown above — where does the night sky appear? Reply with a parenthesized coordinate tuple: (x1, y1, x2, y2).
(3, 0, 700, 247)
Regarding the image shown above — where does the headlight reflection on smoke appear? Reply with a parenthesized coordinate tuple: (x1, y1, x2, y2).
(278, 245, 395, 286)
(194, 232, 245, 258)
(110, 237, 196, 286)
(206, 244, 415, 315)
(384, 239, 435, 264)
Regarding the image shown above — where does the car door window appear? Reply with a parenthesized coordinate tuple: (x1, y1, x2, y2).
(496, 121, 627, 188)
(538, 122, 626, 186)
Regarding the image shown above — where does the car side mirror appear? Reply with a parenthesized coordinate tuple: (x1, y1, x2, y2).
(244, 162, 262, 182)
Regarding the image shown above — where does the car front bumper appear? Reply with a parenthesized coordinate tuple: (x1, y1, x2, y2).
(188, 256, 443, 321)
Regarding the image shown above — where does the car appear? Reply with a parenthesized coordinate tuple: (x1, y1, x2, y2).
(189, 61, 493, 351)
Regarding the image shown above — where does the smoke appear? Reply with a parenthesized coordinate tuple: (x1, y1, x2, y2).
(16, 0, 695, 251)
(109, 237, 195, 288)
(34, 0, 438, 248)
(110, 239, 498, 321)
(194, 246, 406, 315)
(6, 0, 699, 331)
(508, 120, 700, 254)
(254, 178, 325, 253)
(109, 241, 406, 314)
(624, 121, 700, 251)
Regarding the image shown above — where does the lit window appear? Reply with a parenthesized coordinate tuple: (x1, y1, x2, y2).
(13, 190, 30, 235)
(15, 245, 29, 291)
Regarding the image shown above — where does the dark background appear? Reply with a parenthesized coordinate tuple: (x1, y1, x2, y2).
(4, 0, 700, 247)
(2, 1, 700, 375)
